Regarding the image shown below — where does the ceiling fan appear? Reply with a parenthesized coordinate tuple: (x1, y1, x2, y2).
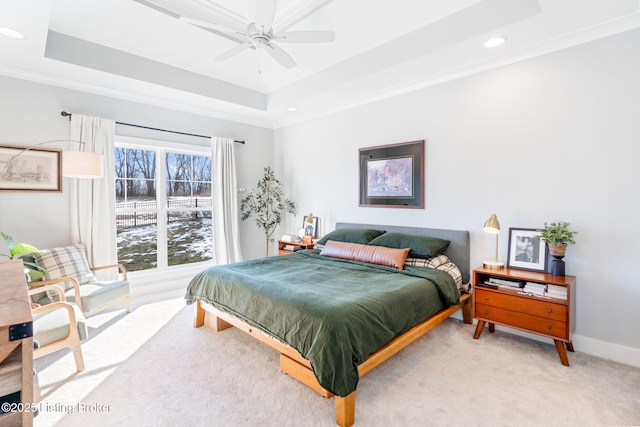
(179, 0, 335, 69)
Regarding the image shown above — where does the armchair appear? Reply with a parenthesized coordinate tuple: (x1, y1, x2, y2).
(29, 284, 87, 372)
(30, 245, 131, 317)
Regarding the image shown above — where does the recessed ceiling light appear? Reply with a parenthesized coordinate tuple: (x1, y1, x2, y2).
(484, 37, 507, 48)
(287, 107, 299, 112)
(0, 27, 25, 39)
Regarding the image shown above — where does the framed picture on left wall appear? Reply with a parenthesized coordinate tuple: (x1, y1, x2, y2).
(0, 144, 62, 192)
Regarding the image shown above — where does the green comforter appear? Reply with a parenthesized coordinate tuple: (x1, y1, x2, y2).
(185, 250, 460, 397)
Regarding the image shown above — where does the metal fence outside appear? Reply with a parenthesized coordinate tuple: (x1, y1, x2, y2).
(116, 198, 212, 230)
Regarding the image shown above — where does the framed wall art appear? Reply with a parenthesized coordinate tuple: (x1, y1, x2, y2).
(0, 144, 62, 192)
(302, 215, 319, 238)
(506, 227, 548, 272)
(359, 140, 424, 208)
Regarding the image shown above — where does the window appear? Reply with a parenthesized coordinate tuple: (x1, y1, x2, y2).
(115, 139, 212, 272)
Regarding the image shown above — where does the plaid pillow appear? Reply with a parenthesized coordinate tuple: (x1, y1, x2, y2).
(33, 244, 97, 289)
(405, 254, 450, 268)
(437, 261, 463, 290)
(406, 255, 463, 290)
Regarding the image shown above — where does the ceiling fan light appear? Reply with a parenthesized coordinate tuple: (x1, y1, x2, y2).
(484, 36, 507, 48)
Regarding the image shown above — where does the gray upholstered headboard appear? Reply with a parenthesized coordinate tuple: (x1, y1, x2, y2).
(336, 222, 471, 284)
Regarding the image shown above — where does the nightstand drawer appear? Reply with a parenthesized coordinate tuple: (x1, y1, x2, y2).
(475, 289, 566, 321)
(475, 303, 568, 340)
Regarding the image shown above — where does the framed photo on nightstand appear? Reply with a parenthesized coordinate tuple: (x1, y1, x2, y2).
(302, 216, 319, 238)
(506, 227, 548, 272)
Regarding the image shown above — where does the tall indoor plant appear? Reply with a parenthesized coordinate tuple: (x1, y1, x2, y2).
(240, 166, 296, 256)
(535, 221, 578, 275)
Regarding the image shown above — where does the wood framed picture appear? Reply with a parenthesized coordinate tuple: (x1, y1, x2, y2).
(359, 140, 424, 208)
(507, 227, 548, 272)
(0, 144, 62, 192)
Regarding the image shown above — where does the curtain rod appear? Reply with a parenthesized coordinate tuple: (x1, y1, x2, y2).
(60, 111, 245, 144)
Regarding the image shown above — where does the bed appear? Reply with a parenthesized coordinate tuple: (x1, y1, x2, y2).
(185, 222, 472, 426)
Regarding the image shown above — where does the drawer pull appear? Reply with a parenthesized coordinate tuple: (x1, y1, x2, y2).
(547, 309, 553, 313)
(484, 296, 489, 301)
(547, 325, 552, 330)
(484, 310, 489, 315)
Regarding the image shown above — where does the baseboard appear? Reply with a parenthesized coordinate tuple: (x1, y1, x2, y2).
(571, 334, 640, 368)
(451, 312, 640, 369)
(129, 264, 206, 298)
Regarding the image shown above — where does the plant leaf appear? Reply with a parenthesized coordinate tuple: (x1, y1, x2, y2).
(0, 232, 14, 249)
(11, 243, 39, 256)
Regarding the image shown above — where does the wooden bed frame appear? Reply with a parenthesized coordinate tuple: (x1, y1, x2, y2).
(192, 223, 472, 426)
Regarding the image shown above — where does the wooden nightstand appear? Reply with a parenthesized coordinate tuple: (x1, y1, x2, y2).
(472, 266, 576, 366)
(277, 240, 315, 256)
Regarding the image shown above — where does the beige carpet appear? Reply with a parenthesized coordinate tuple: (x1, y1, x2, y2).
(34, 292, 640, 427)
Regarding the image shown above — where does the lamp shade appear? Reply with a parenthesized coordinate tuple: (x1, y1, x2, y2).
(62, 151, 103, 178)
(304, 213, 314, 225)
(483, 213, 500, 234)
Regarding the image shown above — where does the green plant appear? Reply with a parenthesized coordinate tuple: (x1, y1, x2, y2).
(0, 232, 47, 281)
(240, 166, 297, 256)
(534, 221, 578, 246)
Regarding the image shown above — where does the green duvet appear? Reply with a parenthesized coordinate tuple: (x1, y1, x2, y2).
(185, 250, 459, 397)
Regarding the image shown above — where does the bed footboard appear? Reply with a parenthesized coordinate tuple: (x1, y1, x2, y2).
(193, 293, 472, 427)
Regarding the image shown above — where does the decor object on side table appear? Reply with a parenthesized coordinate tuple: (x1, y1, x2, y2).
(506, 227, 548, 273)
(482, 214, 504, 269)
(534, 221, 578, 276)
(240, 166, 297, 257)
(302, 213, 317, 243)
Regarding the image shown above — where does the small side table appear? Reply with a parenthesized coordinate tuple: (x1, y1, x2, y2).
(472, 266, 576, 366)
(277, 240, 315, 256)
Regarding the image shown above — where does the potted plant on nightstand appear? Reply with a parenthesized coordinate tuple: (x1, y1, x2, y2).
(535, 221, 578, 276)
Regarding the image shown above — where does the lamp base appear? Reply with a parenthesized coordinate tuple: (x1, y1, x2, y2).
(483, 260, 505, 269)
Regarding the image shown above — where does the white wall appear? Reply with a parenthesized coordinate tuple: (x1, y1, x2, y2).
(0, 76, 273, 262)
(275, 28, 640, 364)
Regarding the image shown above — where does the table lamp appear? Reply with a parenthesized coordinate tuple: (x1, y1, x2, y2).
(483, 213, 504, 269)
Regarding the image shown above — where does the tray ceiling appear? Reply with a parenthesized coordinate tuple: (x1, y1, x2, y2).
(1, 0, 639, 128)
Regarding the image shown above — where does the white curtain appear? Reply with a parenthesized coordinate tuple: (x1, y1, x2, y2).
(212, 137, 243, 264)
(69, 114, 117, 273)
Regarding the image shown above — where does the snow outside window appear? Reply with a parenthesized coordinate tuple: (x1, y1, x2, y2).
(115, 141, 213, 272)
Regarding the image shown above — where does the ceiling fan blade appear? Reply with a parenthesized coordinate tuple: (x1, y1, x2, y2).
(264, 43, 296, 68)
(215, 42, 251, 61)
(274, 31, 335, 43)
(253, 0, 277, 32)
(179, 16, 243, 38)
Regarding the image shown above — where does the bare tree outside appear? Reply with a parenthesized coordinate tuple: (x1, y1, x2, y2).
(115, 147, 212, 272)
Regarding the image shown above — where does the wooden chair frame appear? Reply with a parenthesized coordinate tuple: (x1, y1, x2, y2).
(31, 263, 131, 317)
(29, 285, 84, 372)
